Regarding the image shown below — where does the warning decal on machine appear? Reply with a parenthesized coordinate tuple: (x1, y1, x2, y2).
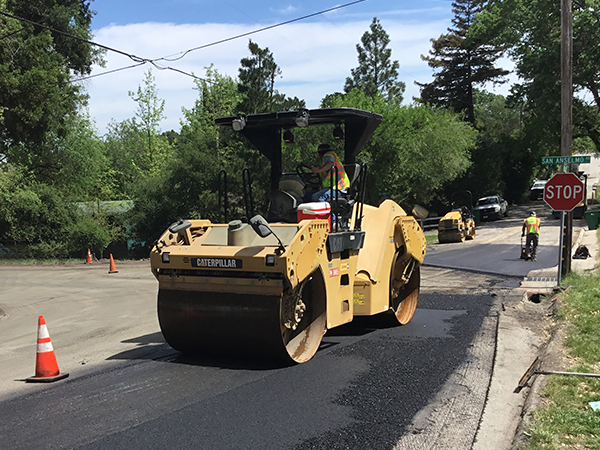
(353, 293, 365, 305)
(192, 258, 243, 269)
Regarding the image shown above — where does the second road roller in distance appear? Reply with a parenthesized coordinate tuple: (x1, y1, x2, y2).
(438, 190, 476, 243)
(150, 108, 427, 364)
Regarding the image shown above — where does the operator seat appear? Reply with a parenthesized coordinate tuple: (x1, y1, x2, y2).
(343, 164, 361, 200)
(267, 190, 301, 223)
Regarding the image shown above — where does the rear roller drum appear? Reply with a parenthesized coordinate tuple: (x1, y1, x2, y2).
(390, 253, 420, 325)
(279, 272, 327, 363)
(438, 230, 464, 243)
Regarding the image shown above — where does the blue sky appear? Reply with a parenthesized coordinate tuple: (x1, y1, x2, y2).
(81, 0, 511, 133)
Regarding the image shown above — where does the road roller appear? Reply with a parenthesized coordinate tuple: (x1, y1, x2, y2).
(438, 190, 476, 243)
(150, 108, 427, 364)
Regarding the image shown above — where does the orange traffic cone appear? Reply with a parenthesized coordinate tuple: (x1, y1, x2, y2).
(108, 254, 118, 274)
(85, 248, 92, 264)
(26, 316, 69, 383)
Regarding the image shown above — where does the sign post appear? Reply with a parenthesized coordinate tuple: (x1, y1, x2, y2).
(544, 173, 584, 285)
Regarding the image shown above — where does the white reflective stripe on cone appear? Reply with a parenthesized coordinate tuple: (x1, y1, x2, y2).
(37, 342, 54, 353)
(38, 324, 50, 340)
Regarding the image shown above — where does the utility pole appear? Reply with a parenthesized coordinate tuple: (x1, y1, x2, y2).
(561, 0, 573, 277)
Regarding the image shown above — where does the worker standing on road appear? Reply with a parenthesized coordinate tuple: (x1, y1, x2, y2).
(522, 211, 541, 261)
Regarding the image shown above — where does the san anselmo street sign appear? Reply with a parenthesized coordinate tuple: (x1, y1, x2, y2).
(542, 155, 591, 165)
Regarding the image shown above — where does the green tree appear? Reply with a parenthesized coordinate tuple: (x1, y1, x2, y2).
(418, 0, 508, 124)
(344, 18, 406, 103)
(237, 40, 305, 114)
(473, 0, 600, 152)
(103, 119, 144, 197)
(0, 164, 114, 259)
(128, 67, 247, 248)
(182, 65, 241, 150)
(103, 70, 172, 198)
(128, 70, 171, 175)
(325, 89, 476, 206)
(51, 111, 111, 200)
(0, 0, 103, 162)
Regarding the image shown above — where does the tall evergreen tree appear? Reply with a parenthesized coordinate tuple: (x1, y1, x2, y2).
(237, 41, 280, 114)
(344, 18, 405, 103)
(417, 0, 508, 123)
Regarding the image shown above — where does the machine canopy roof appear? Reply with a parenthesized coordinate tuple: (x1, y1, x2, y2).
(215, 108, 383, 167)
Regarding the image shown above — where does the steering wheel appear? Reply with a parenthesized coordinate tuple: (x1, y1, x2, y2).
(296, 163, 321, 187)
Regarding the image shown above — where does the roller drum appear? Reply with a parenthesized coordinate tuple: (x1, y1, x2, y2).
(158, 272, 327, 364)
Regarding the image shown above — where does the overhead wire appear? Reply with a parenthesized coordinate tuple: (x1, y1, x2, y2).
(153, 0, 367, 62)
(71, 62, 147, 82)
(216, 0, 354, 79)
(0, 0, 367, 83)
(0, 9, 206, 82)
(0, 10, 148, 63)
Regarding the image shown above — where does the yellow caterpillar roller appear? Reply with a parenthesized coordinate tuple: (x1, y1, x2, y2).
(437, 190, 476, 243)
(150, 108, 426, 364)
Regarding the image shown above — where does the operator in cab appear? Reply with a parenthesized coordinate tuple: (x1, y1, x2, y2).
(522, 210, 541, 261)
(304, 143, 350, 202)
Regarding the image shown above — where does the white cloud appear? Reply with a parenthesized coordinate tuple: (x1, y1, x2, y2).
(271, 5, 300, 15)
(85, 17, 457, 134)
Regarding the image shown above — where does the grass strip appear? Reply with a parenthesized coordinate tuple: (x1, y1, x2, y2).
(522, 233, 600, 449)
(425, 234, 438, 245)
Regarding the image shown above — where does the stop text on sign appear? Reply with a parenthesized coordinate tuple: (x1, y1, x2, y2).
(543, 173, 585, 211)
(544, 184, 582, 200)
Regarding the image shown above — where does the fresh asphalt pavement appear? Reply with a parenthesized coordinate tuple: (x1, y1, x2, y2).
(424, 202, 569, 278)
(0, 286, 502, 450)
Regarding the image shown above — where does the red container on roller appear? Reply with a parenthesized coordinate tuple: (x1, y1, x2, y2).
(297, 202, 331, 230)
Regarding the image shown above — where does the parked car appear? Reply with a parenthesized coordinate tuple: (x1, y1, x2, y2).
(473, 195, 508, 221)
(530, 180, 547, 200)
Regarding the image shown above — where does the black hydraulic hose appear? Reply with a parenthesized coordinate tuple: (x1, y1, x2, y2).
(355, 163, 368, 231)
(218, 169, 228, 223)
(242, 168, 254, 220)
(330, 166, 340, 232)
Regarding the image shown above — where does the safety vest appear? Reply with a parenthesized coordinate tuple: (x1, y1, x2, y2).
(321, 151, 350, 190)
(525, 216, 540, 234)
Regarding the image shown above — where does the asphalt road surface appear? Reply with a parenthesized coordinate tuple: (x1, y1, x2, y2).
(425, 202, 567, 277)
(0, 287, 502, 450)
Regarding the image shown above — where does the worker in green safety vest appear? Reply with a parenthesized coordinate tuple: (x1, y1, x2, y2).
(305, 143, 350, 202)
(522, 210, 541, 261)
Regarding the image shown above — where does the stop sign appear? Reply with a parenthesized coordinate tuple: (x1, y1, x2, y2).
(544, 173, 584, 211)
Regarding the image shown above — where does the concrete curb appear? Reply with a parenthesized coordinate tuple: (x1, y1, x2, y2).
(510, 315, 568, 449)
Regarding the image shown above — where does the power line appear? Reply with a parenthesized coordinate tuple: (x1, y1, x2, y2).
(71, 62, 147, 82)
(154, 0, 367, 62)
(0, 9, 205, 82)
(0, 10, 148, 64)
(0, 0, 366, 83)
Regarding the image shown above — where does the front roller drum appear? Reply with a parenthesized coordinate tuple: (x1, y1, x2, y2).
(438, 230, 465, 243)
(158, 272, 327, 364)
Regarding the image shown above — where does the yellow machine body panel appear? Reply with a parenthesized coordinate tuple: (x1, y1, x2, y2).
(353, 200, 426, 316)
